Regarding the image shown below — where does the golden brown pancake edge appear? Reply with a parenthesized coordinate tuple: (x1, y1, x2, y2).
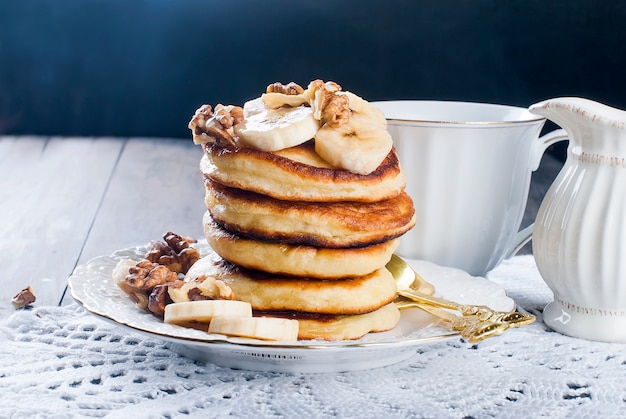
(184, 252, 399, 315)
(200, 141, 407, 203)
(203, 212, 400, 279)
(204, 179, 416, 248)
(254, 303, 401, 340)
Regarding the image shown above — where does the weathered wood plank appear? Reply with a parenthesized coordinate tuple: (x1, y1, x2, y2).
(77, 138, 206, 266)
(0, 137, 124, 306)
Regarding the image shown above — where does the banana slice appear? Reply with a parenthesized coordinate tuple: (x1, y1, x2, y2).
(208, 316, 299, 341)
(234, 98, 320, 151)
(314, 115, 393, 175)
(241, 96, 267, 117)
(261, 92, 308, 109)
(313, 91, 392, 175)
(164, 300, 252, 324)
(342, 91, 387, 128)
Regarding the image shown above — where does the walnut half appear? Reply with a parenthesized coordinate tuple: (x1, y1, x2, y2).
(188, 104, 244, 147)
(307, 80, 350, 128)
(118, 261, 179, 309)
(147, 283, 174, 318)
(266, 81, 305, 95)
(146, 232, 200, 274)
(168, 275, 235, 303)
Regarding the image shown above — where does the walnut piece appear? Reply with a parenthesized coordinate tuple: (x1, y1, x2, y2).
(119, 261, 178, 309)
(128, 261, 177, 289)
(188, 104, 243, 147)
(117, 232, 201, 312)
(194, 275, 235, 300)
(147, 284, 173, 318)
(213, 104, 244, 129)
(168, 275, 235, 303)
(262, 81, 308, 109)
(266, 81, 305, 95)
(163, 231, 196, 252)
(11, 286, 36, 309)
(320, 92, 350, 128)
(308, 79, 342, 95)
(307, 80, 350, 128)
(146, 232, 200, 274)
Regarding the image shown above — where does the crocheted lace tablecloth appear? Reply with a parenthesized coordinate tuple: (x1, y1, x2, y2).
(2, 255, 625, 418)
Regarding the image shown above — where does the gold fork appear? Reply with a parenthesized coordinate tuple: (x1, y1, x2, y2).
(386, 254, 535, 343)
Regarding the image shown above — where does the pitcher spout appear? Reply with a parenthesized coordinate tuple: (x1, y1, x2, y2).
(529, 97, 626, 153)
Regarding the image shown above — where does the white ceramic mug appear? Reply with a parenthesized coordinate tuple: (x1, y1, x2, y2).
(373, 100, 567, 276)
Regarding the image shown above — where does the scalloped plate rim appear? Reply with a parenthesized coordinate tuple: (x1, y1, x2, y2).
(67, 242, 515, 371)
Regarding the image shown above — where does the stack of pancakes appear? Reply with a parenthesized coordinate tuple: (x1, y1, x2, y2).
(187, 137, 416, 340)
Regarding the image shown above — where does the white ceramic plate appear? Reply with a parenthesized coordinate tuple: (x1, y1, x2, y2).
(68, 242, 514, 373)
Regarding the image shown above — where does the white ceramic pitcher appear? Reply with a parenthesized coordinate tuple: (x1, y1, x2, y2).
(530, 97, 626, 342)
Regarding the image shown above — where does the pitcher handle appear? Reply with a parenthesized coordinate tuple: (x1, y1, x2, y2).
(506, 128, 568, 258)
(507, 224, 534, 258)
(531, 128, 568, 171)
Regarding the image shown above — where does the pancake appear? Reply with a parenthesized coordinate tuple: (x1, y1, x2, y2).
(200, 140, 406, 203)
(203, 212, 399, 279)
(184, 252, 398, 315)
(204, 179, 416, 248)
(254, 303, 401, 340)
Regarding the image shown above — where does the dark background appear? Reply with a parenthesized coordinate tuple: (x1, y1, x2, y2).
(2, 0, 626, 160)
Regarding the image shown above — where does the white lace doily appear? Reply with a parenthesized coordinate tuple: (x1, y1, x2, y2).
(2, 255, 625, 418)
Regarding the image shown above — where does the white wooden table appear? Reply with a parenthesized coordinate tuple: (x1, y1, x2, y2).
(1, 136, 206, 307)
(0, 135, 561, 307)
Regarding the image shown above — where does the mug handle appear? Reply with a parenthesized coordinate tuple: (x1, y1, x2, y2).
(506, 128, 569, 258)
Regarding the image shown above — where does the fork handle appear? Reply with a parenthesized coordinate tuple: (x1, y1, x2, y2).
(398, 289, 475, 314)
(394, 297, 508, 343)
